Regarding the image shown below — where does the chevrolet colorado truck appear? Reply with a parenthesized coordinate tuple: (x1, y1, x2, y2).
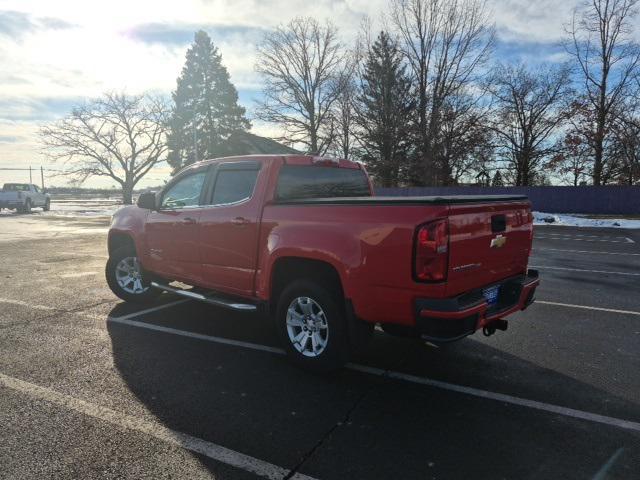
(107, 155, 539, 371)
(0, 183, 50, 213)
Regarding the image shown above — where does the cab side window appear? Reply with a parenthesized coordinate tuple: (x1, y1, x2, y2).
(161, 171, 206, 209)
(210, 165, 260, 205)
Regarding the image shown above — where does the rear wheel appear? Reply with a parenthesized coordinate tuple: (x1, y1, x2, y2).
(106, 245, 161, 303)
(275, 279, 349, 372)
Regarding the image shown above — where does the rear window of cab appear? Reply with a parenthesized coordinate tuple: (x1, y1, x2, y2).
(276, 165, 370, 200)
(3, 184, 30, 191)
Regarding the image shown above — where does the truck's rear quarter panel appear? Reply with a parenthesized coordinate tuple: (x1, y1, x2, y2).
(259, 203, 449, 324)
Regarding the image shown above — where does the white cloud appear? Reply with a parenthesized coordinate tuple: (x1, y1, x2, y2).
(489, 0, 579, 43)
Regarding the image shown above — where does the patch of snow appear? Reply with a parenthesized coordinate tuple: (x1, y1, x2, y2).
(533, 211, 640, 229)
(0, 197, 121, 217)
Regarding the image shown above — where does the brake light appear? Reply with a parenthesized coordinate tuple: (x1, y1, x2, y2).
(414, 219, 449, 282)
(312, 156, 340, 167)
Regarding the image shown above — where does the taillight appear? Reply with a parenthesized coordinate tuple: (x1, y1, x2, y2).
(312, 156, 340, 167)
(414, 219, 449, 282)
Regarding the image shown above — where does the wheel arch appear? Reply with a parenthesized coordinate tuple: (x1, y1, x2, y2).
(108, 232, 136, 257)
(269, 256, 345, 315)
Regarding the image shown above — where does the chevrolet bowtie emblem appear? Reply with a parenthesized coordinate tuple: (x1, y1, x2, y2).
(490, 234, 507, 248)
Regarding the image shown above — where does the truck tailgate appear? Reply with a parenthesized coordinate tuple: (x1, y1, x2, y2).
(445, 201, 533, 297)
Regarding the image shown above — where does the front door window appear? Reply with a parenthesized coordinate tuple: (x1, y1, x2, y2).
(161, 172, 206, 209)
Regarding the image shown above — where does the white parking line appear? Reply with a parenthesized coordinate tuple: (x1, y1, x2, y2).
(111, 299, 190, 321)
(8, 297, 640, 433)
(0, 373, 316, 480)
(109, 316, 284, 354)
(537, 233, 632, 240)
(346, 364, 640, 433)
(108, 315, 640, 433)
(592, 447, 625, 480)
(0, 297, 188, 318)
(535, 235, 634, 244)
(0, 297, 56, 311)
(58, 252, 108, 259)
(530, 265, 640, 276)
(533, 248, 640, 256)
(60, 271, 98, 278)
(535, 301, 640, 316)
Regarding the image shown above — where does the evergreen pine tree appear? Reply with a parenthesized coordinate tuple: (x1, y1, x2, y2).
(492, 170, 504, 186)
(167, 30, 250, 172)
(356, 31, 413, 187)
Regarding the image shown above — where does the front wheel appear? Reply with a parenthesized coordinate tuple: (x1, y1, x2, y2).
(43, 199, 50, 211)
(105, 246, 161, 303)
(275, 279, 350, 373)
(20, 199, 31, 214)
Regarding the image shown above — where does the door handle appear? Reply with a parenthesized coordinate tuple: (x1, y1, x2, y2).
(231, 216, 250, 226)
(182, 217, 196, 225)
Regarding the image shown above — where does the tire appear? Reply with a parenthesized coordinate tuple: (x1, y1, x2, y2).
(43, 199, 50, 211)
(18, 199, 31, 214)
(105, 245, 161, 303)
(275, 279, 350, 373)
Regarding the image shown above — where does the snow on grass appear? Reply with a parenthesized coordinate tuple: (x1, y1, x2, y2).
(534, 212, 640, 229)
(0, 197, 121, 217)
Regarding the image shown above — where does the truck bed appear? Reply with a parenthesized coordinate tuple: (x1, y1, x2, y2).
(273, 195, 529, 205)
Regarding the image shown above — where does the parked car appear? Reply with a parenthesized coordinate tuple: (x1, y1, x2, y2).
(106, 155, 539, 371)
(0, 183, 50, 213)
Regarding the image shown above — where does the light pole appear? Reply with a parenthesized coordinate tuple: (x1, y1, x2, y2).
(191, 108, 198, 164)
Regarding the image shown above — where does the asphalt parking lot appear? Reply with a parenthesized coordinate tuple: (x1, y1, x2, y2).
(1, 212, 639, 479)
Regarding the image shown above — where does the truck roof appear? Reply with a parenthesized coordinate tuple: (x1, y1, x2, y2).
(181, 154, 362, 172)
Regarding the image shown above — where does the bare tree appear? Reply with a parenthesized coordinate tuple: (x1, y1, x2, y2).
(40, 92, 169, 204)
(255, 17, 351, 154)
(612, 111, 640, 184)
(487, 63, 572, 186)
(548, 127, 593, 186)
(438, 91, 492, 184)
(329, 78, 358, 159)
(566, 0, 640, 185)
(390, 0, 494, 185)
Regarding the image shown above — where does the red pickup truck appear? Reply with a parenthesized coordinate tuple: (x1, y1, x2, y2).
(107, 155, 538, 371)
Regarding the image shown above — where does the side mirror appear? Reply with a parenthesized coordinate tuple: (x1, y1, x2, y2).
(137, 191, 157, 210)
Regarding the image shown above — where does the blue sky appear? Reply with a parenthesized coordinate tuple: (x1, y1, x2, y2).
(0, 0, 624, 187)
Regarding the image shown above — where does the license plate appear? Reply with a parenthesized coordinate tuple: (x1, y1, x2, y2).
(483, 285, 500, 305)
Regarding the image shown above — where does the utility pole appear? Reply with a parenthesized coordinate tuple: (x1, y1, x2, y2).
(29, 166, 32, 184)
(41, 166, 45, 190)
(193, 122, 198, 163)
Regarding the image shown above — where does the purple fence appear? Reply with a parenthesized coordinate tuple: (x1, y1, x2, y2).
(375, 186, 640, 214)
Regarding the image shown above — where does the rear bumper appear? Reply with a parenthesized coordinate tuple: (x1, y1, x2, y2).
(415, 269, 539, 342)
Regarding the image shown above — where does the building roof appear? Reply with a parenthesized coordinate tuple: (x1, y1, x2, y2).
(220, 131, 301, 156)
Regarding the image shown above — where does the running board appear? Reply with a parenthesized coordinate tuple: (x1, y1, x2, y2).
(150, 282, 258, 312)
